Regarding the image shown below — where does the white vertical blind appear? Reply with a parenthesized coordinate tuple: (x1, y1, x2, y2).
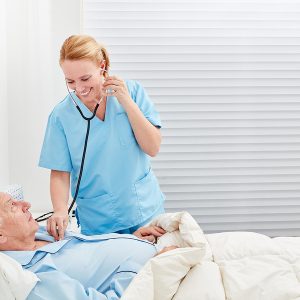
(83, 0, 300, 236)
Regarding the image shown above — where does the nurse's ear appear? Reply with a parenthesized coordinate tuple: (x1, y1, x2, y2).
(100, 60, 106, 76)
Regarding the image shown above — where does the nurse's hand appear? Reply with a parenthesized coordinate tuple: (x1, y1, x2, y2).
(133, 225, 166, 243)
(47, 210, 69, 241)
(102, 76, 131, 107)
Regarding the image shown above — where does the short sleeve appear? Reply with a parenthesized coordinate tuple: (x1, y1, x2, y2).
(129, 81, 162, 128)
(38, 112, 72, 172)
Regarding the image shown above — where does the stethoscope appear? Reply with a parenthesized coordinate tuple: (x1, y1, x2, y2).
(35, 70, 109, 223)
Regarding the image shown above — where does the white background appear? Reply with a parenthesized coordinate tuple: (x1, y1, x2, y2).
(0, 0, 81, 211)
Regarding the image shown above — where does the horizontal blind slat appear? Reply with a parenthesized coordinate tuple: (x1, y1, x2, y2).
(83, 0, 300, 237)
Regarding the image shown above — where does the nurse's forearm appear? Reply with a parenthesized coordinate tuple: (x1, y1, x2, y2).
(50, 170, 70, 212)
(123, 99, 161, 157)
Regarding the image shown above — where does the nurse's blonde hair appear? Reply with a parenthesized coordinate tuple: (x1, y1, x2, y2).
(59, 35, 110, 77)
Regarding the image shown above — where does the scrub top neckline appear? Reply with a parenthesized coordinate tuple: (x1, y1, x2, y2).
(72, 92, 110, 124)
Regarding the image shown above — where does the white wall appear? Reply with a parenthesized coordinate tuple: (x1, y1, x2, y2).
(4, 0, 81, 211)
(0, 0, 9, 186)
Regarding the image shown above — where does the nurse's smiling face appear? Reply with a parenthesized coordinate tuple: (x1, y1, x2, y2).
(61, 59, 105, 106)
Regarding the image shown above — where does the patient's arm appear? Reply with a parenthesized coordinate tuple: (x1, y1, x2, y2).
(133, 225, 165, 242)
(27, 268, 133, 300)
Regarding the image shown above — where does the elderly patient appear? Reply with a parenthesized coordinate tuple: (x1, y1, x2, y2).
(0, 192, 168, 300)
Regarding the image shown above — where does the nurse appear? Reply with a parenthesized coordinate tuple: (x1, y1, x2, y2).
(39, 35, 165, 240)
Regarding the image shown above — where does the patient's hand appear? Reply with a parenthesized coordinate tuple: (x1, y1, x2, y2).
(133, 225, 166, 242)
(156, 246, 178, 256)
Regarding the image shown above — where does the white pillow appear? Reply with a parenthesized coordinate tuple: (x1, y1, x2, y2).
(0, 252, 39, 300)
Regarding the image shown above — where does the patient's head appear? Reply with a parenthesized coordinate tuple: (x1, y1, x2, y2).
(0, 192, 38, 250)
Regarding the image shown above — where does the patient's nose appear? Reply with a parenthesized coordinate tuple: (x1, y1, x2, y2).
(21, 201, 31, 212)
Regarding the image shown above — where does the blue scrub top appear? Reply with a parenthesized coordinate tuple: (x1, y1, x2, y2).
(39, 80, 165, 235)
(4, 227, 157, 300)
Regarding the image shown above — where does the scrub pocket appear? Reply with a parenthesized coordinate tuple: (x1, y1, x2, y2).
(134, 169, 163, 220)
(116, 113, 137, 147)
(76, 193, 118, 235)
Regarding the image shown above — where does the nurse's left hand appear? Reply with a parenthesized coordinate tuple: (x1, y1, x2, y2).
(133, 225, 166, 243)
(102, 76, 132, 107)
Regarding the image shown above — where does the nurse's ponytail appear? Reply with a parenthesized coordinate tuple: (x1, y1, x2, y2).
(59, 35, 110, 77)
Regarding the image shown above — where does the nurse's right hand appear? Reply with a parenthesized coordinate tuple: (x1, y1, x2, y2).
(47, 210, 69, 241)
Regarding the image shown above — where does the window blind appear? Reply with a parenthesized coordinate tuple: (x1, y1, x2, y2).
(82, 0, 300, 236)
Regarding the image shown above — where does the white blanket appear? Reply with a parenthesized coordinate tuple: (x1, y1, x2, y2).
(122, 212, 300, 300)
(206, 232, 300, 300)
(121, 211, 225, 300)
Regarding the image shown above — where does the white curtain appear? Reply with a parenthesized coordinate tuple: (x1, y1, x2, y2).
(2, 0, 81, 211)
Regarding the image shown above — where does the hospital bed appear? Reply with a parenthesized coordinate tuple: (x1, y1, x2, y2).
(1, 185, 300, 300)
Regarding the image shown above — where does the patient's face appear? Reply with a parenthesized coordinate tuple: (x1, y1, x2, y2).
(0, 192, 38, 239)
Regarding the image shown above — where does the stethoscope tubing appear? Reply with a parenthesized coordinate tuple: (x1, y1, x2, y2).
(35, 89, 103, 222)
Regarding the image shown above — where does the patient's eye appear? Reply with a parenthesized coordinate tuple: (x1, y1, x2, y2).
(81, 76, 91, 82)
(11, 201, 18, 212)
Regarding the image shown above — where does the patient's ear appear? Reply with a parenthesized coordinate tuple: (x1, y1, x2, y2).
(0, 233, 7, 244)
(0, 217, 8, 244)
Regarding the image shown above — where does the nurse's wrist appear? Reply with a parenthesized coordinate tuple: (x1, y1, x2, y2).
(53, 207, 68, 214)
(118, 96, 135, 111)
